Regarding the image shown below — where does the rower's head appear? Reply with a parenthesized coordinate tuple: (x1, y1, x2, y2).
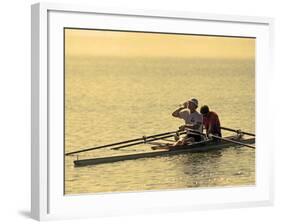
(200, 105, 210, 116)
(187, 98, 198, 111)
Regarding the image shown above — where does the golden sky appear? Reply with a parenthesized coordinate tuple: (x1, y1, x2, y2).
(65, 29, 255, 59)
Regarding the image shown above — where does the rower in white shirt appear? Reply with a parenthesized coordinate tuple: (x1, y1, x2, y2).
(172, 98, 203, 145)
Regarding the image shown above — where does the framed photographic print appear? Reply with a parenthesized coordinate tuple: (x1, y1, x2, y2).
(31, 2, 274, 221)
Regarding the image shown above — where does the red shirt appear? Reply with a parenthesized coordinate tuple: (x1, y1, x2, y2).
(203, 111, 221, 136)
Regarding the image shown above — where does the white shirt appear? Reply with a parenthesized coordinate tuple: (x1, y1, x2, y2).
(178, 109, 203, 133)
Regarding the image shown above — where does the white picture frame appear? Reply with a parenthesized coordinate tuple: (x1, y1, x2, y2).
(31, 2, 274, 221)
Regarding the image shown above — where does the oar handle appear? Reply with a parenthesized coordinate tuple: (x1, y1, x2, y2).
(111, 131, 186, 150)
(185, 128, 206, 136)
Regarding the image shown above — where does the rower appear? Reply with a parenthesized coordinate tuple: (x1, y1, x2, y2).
(172, 98, 203, 145)
(200, 105, 222, 138)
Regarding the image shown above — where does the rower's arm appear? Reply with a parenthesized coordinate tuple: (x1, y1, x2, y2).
(172, 107, 185, 118)
(206, 126, 211, 136)
(207, 113, 220, 135)
(208, 125, 214, 134)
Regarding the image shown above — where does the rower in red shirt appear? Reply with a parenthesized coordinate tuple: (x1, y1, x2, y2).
(200, 105, 222, 138)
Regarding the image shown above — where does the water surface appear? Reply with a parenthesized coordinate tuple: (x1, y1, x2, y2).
(65, 56, 255, 194)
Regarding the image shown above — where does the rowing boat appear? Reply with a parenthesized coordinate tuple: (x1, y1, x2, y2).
(73, 135, 255, 167)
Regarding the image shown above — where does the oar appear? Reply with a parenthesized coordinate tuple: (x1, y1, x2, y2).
(111, 131, 186, 150)
(65, 131, 181, 156)
(209, 134, 255, 149)
(221, 127, 255, 137)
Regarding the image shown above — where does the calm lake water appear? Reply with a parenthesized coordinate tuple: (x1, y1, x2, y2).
(64, 56, 255, 195)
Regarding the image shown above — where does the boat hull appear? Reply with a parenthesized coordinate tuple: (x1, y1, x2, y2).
(73, 136, 255, 167)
